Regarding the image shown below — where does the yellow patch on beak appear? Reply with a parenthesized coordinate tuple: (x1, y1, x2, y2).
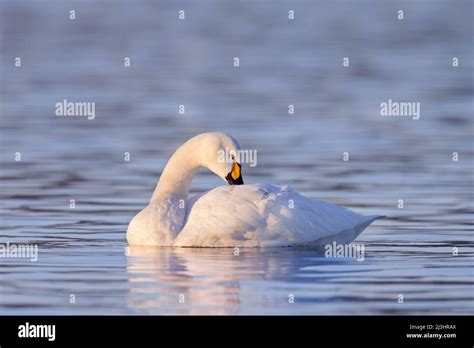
(231, 162, 241, 180)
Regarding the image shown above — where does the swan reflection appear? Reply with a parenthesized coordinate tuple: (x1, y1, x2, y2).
(126, 246, 326, 314)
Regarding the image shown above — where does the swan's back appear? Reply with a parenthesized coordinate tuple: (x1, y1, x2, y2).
(174, 184, 380, 247)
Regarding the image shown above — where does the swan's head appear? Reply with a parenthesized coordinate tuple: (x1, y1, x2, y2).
(197, 132, 244, 185)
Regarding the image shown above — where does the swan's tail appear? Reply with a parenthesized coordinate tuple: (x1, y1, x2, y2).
(306, 214, 384, 247)
(346, 214, 384, 242)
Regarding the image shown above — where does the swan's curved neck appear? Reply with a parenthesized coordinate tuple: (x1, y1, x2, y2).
(151, 139, 202, 203)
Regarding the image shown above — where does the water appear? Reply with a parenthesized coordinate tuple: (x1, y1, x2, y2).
(0, 0, 473, 315)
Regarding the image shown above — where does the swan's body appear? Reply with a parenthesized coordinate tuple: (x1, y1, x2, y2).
(127, 132, 382, 247)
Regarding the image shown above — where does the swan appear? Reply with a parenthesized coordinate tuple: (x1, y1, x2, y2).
(127, 132, 382, 247)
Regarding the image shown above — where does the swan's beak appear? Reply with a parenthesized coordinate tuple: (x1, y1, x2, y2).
(226, 162, 244, 185)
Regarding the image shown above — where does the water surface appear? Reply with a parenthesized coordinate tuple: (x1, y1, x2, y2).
(0, 0, 473, 314)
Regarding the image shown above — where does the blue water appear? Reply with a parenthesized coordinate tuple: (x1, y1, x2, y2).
(0, 0, 473, 314)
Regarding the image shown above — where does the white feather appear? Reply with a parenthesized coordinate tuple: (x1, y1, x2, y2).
(127, 133, 382, 247)
(175, 184, 381, 247)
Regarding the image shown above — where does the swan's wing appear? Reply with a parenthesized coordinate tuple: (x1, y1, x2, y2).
(174, 184, 381, 247)
(176, 184, 270, 247)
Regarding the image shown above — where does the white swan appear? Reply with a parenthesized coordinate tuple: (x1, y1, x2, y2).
(127, 132, 382, 247)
